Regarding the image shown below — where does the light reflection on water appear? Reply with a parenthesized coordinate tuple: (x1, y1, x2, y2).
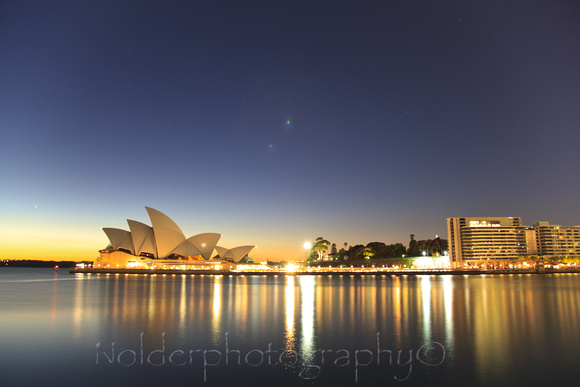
(284, 275, 295, 354)
(1, 268, 580, 386)
(299, 275, 316, 372)
(420, 275, 431, 344)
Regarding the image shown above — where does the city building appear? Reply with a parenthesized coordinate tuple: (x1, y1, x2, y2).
(95, 207, 256, 270)
(447, 217, 527, 268)
(534, 221, 580, 257)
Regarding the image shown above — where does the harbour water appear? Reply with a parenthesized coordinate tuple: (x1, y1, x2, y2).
(1, 268, 579, 386)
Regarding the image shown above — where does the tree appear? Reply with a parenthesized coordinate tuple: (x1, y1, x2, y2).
(312, 237, 330, 261)
(330, 243, 337, 255)
(408, 234, 420, 256)
(346, 244, 365, 260)
(393, 243, 406, 257)
(366, 242, 391, 258)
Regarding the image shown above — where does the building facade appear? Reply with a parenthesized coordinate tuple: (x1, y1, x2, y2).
(534, 221, 580, 257)
(448, 217, 580, 268)
(447, 217, 527, 268)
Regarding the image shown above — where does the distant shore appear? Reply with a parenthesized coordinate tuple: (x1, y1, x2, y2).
(69, 267, 580, 276)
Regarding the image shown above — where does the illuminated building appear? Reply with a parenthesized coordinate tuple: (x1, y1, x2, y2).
(534, 221, 580, 257)
(95, 207, 255, 270)
(447, 217, 527, 268)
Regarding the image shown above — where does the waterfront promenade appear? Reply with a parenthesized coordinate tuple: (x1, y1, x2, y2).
(69, 266, 579, 276)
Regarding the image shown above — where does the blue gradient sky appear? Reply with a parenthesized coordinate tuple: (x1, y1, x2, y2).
(1, 1, 579, 261)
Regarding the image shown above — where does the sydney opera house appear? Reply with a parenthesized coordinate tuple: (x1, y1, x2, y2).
(94, 207, 256, 270)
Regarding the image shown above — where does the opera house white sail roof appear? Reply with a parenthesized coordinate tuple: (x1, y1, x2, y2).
(102, 207, 255, 262)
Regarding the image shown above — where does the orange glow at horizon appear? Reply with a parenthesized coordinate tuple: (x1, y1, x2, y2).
(0, 241, 305, 263)
(0, 214, 313, 262)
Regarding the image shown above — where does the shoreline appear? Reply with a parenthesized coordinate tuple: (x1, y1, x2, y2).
(69, 267, 580, 276)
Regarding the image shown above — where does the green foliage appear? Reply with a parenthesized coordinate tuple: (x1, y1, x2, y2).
(362, 247, 374, 259)
(350, 245, 363, 260)
(407, 236, 448, 257)
(307, 237, 331, 262)
(305, 235, 449, 266)
(562, 256, 580, 263)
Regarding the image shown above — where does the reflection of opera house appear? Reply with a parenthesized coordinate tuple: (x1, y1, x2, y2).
(95, 207, 256, 270)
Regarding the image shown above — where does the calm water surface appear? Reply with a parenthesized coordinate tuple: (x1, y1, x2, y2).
(1, 268, 579, 386)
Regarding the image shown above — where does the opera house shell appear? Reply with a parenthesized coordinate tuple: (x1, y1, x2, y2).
(94, 207, 256, 270)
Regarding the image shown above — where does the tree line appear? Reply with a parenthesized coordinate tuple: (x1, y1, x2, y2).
(307, 234, 448, 263)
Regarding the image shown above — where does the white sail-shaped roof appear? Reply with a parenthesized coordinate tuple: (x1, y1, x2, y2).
(215, 245, 256, 262)
(127, 220, 157, 257)
(146, 207, 186, 258)
(188, 233, 221, 260)
(171, 240, 202, 257)
(101, 207, 255, 262)
(171, 233, 221, 259)
(215, 246, 230, 259)
(102, 228, 134, 254)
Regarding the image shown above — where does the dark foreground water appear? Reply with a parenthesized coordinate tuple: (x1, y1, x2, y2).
(1, 268, 579, 386)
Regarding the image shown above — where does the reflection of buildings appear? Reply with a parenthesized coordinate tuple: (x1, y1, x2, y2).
(447, 217, 580, 268)
(95, 207, 255, 270)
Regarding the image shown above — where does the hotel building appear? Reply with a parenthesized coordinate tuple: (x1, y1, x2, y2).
(534, 221, 580, 257)
(448, 217, 580, 268)
(447, 217, 527, 268)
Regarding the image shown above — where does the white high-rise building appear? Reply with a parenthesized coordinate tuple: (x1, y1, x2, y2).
(447, 217, 527, 268)
(534, 221, 580, 257)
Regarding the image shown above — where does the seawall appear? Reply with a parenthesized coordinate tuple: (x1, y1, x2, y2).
(69, 267, 579, 276)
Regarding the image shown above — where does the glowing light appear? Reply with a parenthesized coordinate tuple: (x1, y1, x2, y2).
(469, 220, 500, 227)
(300, 276, 315, 360)
(285, 263, 297, 272)
(285, 276, 295, 334)
(304, 242, 311, 250)
(213, 281, 221, 315)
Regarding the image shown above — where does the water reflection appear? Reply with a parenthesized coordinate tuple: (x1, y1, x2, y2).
(71, 272, 83, 339)
(212, 276, 221, 344)
(51, 270, 58, 329)
(442, 275, 453, 348)
(299, 275, 316, 370)
(420, 275, 432, 343)
(178, 275, 186, 336)
(2, 269, 580, 386)
(284, 276, 295, 353)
